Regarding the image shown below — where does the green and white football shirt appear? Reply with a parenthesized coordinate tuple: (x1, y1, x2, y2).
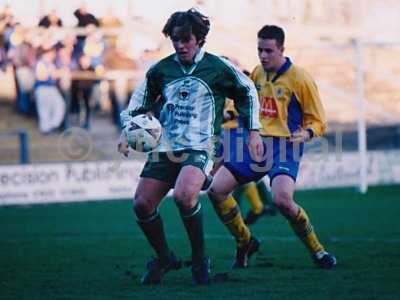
(121, 49, 260, 152)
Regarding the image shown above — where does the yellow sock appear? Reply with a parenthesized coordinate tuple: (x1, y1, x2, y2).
(213, 195, 251, 248)
(243, 182, 263, 214)
(289, 206, 324, 254)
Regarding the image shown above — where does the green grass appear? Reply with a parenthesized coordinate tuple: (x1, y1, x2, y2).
(1, 185, 400, 299)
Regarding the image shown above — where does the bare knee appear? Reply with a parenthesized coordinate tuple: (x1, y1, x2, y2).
(273, 190, 295, 217)
(207, 165, 238, 204)
(133, 194, 154, 217)
(173, 189, 197, 210)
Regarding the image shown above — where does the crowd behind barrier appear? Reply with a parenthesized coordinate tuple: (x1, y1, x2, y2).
(0, 4, 149, 135)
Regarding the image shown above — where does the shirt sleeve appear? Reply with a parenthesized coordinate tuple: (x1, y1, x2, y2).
(297, 70, 327, 137)
(219, 58, 260, 131)
(120, 67, 161, 127)
(250, 66, 258, 82)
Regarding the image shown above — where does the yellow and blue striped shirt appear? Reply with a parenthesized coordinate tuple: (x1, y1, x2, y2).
(250, 58, 326, 137)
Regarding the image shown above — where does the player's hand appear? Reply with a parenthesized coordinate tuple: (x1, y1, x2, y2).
(145, 111, 154, 120)
(223, 110, 231, 121)
(223, 109, 236, 121)
(248, 130, 263, 162)
(117, 132, 130, 157)
(289, 126, 311, 143)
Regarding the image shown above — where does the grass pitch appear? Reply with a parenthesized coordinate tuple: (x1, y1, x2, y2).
(1, 185, 400, 299)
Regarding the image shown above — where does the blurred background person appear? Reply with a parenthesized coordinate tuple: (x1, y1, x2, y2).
(8, 39, 36, 116)
(74, 3, 99, 28)
(7, 25, 36, 116)
(72, 53, 97, 129)
(38, 9, 63, 28)
(82, 29, 105, 68)
(0, 4, 17, 52)
(55, 40, 75, 130)
(73, 3, 100, 59)
(34, 45, 65, 134)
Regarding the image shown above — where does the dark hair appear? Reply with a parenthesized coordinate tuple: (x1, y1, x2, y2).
(162, 8, 210, 47)
(257, 25, 285, 47)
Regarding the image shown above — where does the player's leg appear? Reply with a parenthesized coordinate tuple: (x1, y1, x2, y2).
(232, 184, 246, 206)
(271, 174, 336, 268)
(244, 179, 277, 225)
(173, 150, 211, 284)
(134, 153, 184, 284)
(134, 177, 171, 262)
(207, 166, 260, 268)
(256, 179, 277, 215)
(218, 126, 246, 206)
(210, 162, 246, 206)
(244, 182, 263, 214)
(133, 177, 182, 284)
(242, 181, 265, 225)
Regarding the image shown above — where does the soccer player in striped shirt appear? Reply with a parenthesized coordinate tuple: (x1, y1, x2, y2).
(208, 25, 336, 269)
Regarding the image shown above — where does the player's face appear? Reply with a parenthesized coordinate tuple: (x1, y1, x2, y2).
(257, 38, 284, 72)
(171, 26, 201, 65)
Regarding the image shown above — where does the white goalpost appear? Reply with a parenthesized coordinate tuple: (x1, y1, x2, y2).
(354, 39, 368, 194)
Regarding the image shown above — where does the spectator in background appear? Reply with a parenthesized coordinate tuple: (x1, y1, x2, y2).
(34, 45, 65, 134)
(72, 4, 100, 72)
(8, 38, 36, 115)
(38, 9, 63, 28)
(55, 43, 74, 129)
(0, 5, 16, 44)
(2, 22, 22, 53)
(59, 34, 79, 69)
(73, 54, 97, 129)
(0, 5, 13, 69)
(82, 29, 105, 68)
(74, 4, 100, 28)
(69, 4, 101, 129)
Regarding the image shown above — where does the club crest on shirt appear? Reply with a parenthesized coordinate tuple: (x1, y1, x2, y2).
(179, 80, 191, 100)
(276, 87, 284, 98)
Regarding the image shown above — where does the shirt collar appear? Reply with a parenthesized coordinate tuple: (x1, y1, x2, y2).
(271, 57, 292, 82)
(174, 48, 205, 75)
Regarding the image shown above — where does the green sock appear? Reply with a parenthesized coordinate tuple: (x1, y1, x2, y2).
(136, 211, 170, 264)
(179, 202, 205, 264)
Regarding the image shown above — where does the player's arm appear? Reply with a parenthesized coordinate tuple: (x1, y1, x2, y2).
(219, 59, 261, 131)
(297, 70, 327, 139)
(120, 68, 161, 128)
(118, 68, 161, 156)
(220, 59, 263, 160)
(249, 66, 258, 82)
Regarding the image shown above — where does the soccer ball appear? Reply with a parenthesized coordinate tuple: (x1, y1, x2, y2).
(123, 114, 162, 152)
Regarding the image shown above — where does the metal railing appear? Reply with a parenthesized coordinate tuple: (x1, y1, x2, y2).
(0, 130, 30, 164)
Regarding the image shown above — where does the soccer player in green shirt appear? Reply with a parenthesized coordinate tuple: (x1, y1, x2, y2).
(118, 9, 263, 285)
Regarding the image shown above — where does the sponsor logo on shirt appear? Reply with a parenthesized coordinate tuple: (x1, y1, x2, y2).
(260, 96, 278, 118)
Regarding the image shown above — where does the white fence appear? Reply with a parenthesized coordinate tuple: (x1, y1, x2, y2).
(1, 150, 400, 206)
